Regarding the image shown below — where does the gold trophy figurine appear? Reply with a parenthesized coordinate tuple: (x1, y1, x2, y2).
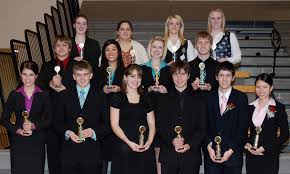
(174, 126, 184, 150)
(252, 126, 262, 149)
(139, 125, 146, 150)
(129, 49, 136, 64)
(76, 117, 85, 142)
(22, 111, 30, 135)
(106, 66, 113, 89)
(153, 66, 160, 88)
(214, 136, 222, 160)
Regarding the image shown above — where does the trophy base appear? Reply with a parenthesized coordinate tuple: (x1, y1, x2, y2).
(215, 157, 222, 161)
(78, 138, 85, 143)
(177, 147, 184, 150)
(23, 132, 30, 135)
(107, 86, 114, 89)
(153, 86, 160, 89)
(139, 147, 145, 150)
(251, 147, 257, 150)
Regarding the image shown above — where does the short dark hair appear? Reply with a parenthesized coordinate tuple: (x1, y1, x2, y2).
(73, 60, 92, 74)
(255, 73, 273, 86)
(216, 61, 235, 77)
(116, 20, 133, 31)
(73, 14, 88, 24)
(101, 39, 124, 69)
(121, 64, 143, 94)
(20, 60, 39, 75)
(170, 61, 191, 75)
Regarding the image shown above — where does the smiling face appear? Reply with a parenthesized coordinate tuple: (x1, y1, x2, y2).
(105, 44, 118, 63)
(209, 11, 223, 31)
(255, 80, 273, 100)
(117, 22, 132, 41)
(55, 40, 71, 61)
(196, 37, 211, 57)
(216, 70, 234, 91)
(172, 68, 189, 91)
(125, 69, 142, 90)
(21, 68, 37, 88)
(73, 16, 88, 35)
(150, 40, 164, 60)
(73, 69, 93, 88)
(168, 17, 181, 35)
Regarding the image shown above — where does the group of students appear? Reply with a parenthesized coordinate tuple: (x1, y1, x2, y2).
(0, 7, 289, 174)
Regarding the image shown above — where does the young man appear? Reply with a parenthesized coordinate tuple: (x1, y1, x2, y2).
(190, 31, 219, 95)
(205, 61, 248, 174)
(156, 61, 206, 174)
(55, 60, 110, 174)
(38, 35, 76, 174)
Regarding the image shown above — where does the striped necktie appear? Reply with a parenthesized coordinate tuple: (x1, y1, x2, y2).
(79, 90, 86, 108)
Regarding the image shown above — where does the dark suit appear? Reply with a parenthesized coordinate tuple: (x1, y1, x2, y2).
(37, 58, 75, 174)
(71, 37, 101, 69)
(156, 87, 207, 174)
(205, 88, 248, 174)
(55, 86, 110, 174)
(0, 89, 52, 174)
(246, 100, 289, 174)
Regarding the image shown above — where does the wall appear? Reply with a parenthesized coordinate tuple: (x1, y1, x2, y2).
(0, 0, 58, 48)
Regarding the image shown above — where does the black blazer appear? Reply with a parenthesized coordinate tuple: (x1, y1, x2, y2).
(247, 101, 289, 155)
(0, 90, 51, 139)
(156, 87, 207, 166)
(54, 86, 110, 162)
(71, 37, 101, 69)
(205, 88, 248, 166)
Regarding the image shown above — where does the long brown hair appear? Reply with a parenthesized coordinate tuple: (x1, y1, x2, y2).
(121, 64, 143, 94)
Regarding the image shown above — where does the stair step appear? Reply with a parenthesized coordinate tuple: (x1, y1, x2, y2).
(241, 56, 290, 67)
(241, 48, 288, 57)
(239, 39, 273, 48)
(237, 67, 290, 78)
(235, 71, 250, 78)
(233, 85, 255, 93)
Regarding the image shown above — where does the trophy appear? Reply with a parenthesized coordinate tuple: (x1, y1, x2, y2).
(76, 117, 85, 142)
(129, 49, 136, 64)
(22, 111, 30, 135)
(79, 43, 84, 59)
(139, 125, 146, 149)
(106, 66, 113, 89)
(252, 126, 262, 150)
(174, 126, 184, 150)
(198, 62, 206, 87)
(54, 66, 61, 88)
(153, 66, 160, 88)
(214, 136, 222, 160)
(172, 46, 178, 62)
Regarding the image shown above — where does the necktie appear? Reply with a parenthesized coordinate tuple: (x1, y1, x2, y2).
(220, 95, 227, 115)
(79, 90, 85, 108)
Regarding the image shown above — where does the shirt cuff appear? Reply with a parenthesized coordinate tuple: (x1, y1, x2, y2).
(65, 130, 70, 140)
(91, 130, 97, 141)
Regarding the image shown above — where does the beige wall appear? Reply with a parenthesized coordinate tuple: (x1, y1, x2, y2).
(0, 0, 57, 48)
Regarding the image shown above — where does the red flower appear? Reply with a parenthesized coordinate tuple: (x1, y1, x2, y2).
(227, 102, 236, 110)
(268, 105, 277, 113)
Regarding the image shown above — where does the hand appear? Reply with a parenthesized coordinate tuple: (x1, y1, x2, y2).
(82, 128, 94, 139)
(103, 85, 111, 94)
(217, 148, 234, 163)
(199, 83, 211, 91)
(157, 85, 168, 94)
(172, 137, 184, 152)
(207, 143, 217, 162)
(217, 58, 228, 63)
(23, 121, 32, 132)
(143, 140, 153, 151)
(176, 144, 190, 153)
(74, 56, 83, 61)
(191, 78, 199, 90)
(67, 130, 81, 143)
(17, 128, 32, 136)
(110, 85, 121, 93)
(127, 140, 145, 152)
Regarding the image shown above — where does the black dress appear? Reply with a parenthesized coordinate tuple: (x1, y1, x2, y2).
(0, 90, 52, 174)
(110, 92, 157, 174)
(246, 101, 289, 174)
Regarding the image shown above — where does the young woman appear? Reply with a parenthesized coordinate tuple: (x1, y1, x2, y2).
(245, 73, 289, 174)
(164, 14, 196, 64)
(99, 39, 125, 174)
(142, 36, 169, 94)
(0, 61, 51, 174)
(70, 14, 101, 69)
(110, 64, 156, 174)
(116, 20, 148, 67)
(207, 8, 241, 64)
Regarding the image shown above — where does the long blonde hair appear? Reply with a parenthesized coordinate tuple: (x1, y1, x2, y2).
(147, 36, 167, 61)
(164, 14, 185, 45)
(207, 8, 226, 33)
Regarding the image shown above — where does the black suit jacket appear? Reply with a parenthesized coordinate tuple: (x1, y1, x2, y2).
(156, 87, 207, 166)
(55, 86, 110, 162)
(71, 37, 101, 69)
(0, 90, 52, 140)
(247, 101, 289, 155)
(205, 88, 248, 166)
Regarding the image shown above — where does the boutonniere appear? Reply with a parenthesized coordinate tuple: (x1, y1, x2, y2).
(224, 102, 236, 114)
(266, 105, 277, 119)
